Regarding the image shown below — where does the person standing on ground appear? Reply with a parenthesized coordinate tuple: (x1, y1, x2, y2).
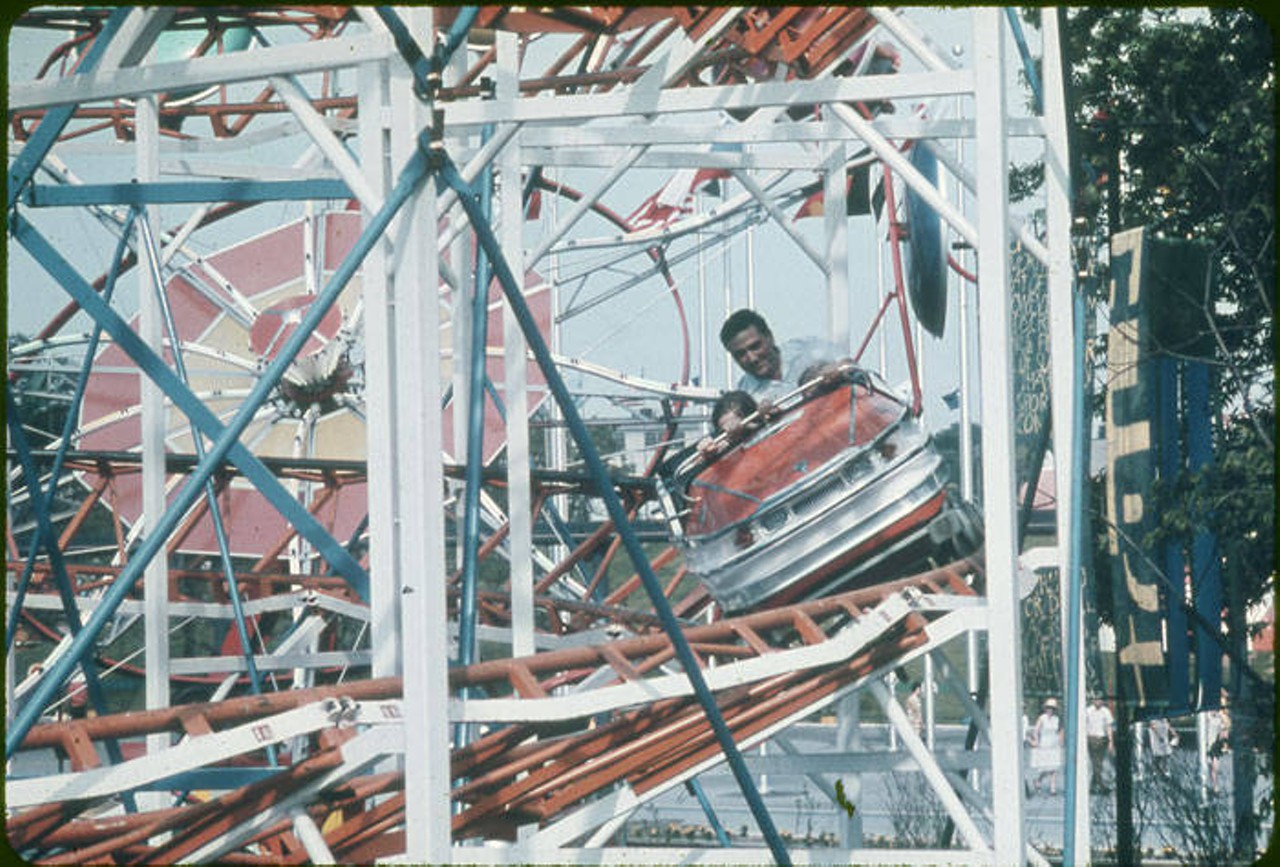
(1147, 716, 1177, 777)
(1084, 695, 1115, 793)
(1207, 700, 1231, 793)
(1029, 697, 1064, 795)
(903, 681, 924, 739)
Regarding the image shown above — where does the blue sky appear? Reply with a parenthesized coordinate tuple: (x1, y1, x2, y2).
(7, 9, 1013, 435)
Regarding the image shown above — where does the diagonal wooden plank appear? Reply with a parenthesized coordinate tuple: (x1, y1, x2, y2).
(792, 608, 829, 645)
(730, 623, 775, 656)
(598, 644, 642, 683)
(509, 662, 548, 698)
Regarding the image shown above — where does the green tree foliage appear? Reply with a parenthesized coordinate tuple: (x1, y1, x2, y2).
(7, 332, 81, 544)
(1061, 10, 1274, 857)
(1063, 8, 1275, 609)
(1066, 8, 1274, 436)
(7, 332, 76, 451)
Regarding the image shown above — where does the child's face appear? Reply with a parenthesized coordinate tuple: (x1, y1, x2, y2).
(717, 410, 745, 433)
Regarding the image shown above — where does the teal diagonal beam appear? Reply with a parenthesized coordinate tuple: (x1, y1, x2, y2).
(6, 133, 435, 758)
(11, 214, 368, 601)
(7, 209, 134, 649)
(7, 7, 131, 210)
(438, 154, 792, 866)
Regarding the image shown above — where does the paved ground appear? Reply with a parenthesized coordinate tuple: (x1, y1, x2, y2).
(631, 721, 1267, 858)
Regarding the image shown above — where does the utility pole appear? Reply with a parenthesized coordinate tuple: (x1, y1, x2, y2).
(1113, 680, 1136, 865)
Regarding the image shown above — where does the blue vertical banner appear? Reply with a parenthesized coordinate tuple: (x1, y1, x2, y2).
(1105, 227, 1171, 711)
(1185, 359, 1223, 707)
(1158, 356, 1190, 709)
(1105, 227, 1215, 716)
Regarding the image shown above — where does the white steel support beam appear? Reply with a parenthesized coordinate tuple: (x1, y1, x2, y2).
(443, 69, 973, 129)
(390, 8, 450, 861)
(510, 116, 1041, 156)
(519, 144, 807, 170)
(360, 56, 398, 682)
(950, 63, 984, 771)
(94, 7, 177, 71)
(867, 678, 991, 853)
(453, 592, 920, 724)
(497, 30, 536, 659)
(545, 185, 568, 560)
(458, 847, 998, 866)
(1040, 9, 1093, 853)
(291, 808, 337, 864)
(823, 143, 851, 348)
(353, 52, 415, 862)
(447, 18, 474, 507)
(751, 744, 993, 776)
(973, 9, 1027, 863)
(136, 91, 170, 806)
(732, 168, 827, 273)
(526, 145, 649, 270)
(924, 652, 937, 749)
(8, 697, 403, 807)
(270, 73, 384, 213)
(830, 102, 980, 252)
(9, 32, 397, 111)
(8, 581, 371, 622)
(450, 233, 472, 477)
(167, 649, 369, 675)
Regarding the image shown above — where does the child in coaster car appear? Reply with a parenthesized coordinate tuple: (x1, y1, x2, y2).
(692, 390, 761, 460)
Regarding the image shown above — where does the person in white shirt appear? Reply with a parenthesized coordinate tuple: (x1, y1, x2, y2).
(1207, 700, 1230, 793)
(1147, 717, 1177, 777)
(903, 681, 924, 738)
(719, 309, 850, 404)
(1029, 697, 1064, 795)
(1084, 696, 1115, 793)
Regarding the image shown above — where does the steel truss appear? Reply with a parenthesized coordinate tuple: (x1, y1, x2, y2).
(7, 7, 1079, 864)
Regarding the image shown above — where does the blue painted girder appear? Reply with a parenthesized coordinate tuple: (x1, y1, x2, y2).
(6, 131, 436, 757)
(439, 154, 793, 866)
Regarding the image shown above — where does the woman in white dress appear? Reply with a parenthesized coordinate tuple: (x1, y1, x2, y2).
(1028, 697, 1064, 795)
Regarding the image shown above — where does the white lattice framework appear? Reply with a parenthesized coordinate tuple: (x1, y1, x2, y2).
(6, 7, 1081, 863)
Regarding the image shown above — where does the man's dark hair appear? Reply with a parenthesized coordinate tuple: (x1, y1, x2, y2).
(719, 308, 771, 348)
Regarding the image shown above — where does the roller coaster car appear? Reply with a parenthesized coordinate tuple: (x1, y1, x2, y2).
(658, 368, 982, 614)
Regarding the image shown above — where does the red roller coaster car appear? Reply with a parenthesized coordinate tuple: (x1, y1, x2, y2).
(659, 367, 982, 614)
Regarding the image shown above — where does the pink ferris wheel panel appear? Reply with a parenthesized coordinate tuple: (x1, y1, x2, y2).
(75, 209, 550, 560)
